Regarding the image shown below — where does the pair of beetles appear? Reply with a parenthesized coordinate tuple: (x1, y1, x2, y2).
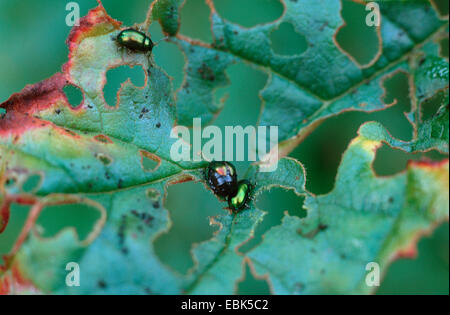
(115, 30, 252, 212)
(206, 161, 253, 213)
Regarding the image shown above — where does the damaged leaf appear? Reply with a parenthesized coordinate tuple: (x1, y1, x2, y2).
(248, 125, 449, 294)
(0, 0, 448, 295)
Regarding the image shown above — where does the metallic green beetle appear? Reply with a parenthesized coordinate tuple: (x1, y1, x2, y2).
(116, 28, 154, 53)
(228, 180, 253, 212)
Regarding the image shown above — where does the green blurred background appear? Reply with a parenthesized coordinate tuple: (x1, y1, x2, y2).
(0, 0, 448, 294)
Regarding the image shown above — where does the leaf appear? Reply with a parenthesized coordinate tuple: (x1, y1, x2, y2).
(169, 0, 448, 155)
(184, 158, 308, 294)
(248, 125, 449, 294)
(0, 3, 201, 294)
(0, 0, 448, 295)
(408, 42, 449, 152)
(151, 0, 184, 36)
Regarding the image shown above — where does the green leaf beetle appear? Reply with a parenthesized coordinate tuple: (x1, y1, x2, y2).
(116, 28, 154, 53)
(228, 180, 253, 212)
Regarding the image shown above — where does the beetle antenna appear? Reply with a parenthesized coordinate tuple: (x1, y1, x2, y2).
(154, 36, 169, 46)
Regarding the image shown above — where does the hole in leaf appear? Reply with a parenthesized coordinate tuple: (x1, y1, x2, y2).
(213, 0, 283, 28)
(432, 0, 449, 17)
(149, 21, 185, 91)
(380, 71, 414, 139)
(270, 22, 308, 56)
(179, 0, 213, 42)
(21, 173, 42, 193)
(140, 151, 161, 172)
(215, 63, 267, 127)
(95, 153, 113, 166)
(290, 72, 415, 195)
(153, 41, 185, 91)
(373, 144, 447, 177)
(236, 261, 271, 295)
(439, 37, 449, 59)
(153, 181, 224, 275)
(148, 16, 165, 40)
(36, 203, 102, 242)
(421, 90, 448, 121)
(94, 134, 113, 144)
(0, 203, 30, 255)
(207, 63, 267, 167)
(335, 0, 381, 67)
(0, 108, 6, 118)
(104, 65, 145, 107)
(63, 84, 83, 108)
(239, 188, 305, 254)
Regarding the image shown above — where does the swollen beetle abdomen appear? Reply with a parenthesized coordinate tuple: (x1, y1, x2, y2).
(205, 161, 238, 198)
